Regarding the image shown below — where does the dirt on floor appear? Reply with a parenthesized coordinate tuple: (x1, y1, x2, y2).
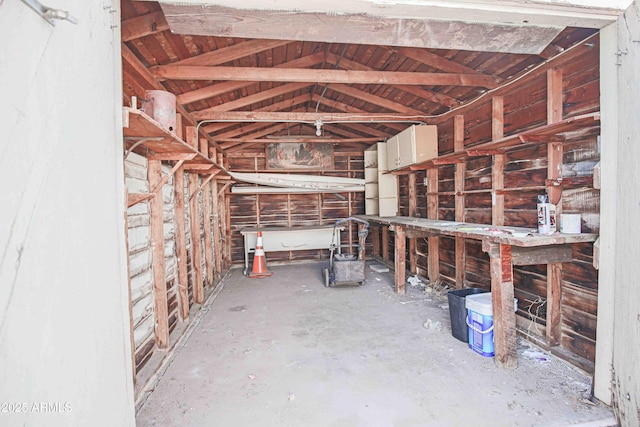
(136, 261, 616, 427)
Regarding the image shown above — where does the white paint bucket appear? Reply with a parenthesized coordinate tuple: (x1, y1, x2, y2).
(560, 214, 581, 234)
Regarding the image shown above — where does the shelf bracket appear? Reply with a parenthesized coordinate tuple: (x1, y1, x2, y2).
(20, 0, 78, 25)
(124, 137, 163, 158)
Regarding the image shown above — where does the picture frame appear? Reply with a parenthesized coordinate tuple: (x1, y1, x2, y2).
(266, 142, 334, 170)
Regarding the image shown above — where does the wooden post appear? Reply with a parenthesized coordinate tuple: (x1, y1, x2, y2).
(371, 225, 380, 257)
(188, 173, 204, 304)
(492, 97, 505, 226)
(186, 126, 198, 150)
(546, 68, 564, 347)
(174, 166, 190, 320)
(211, 179, 222, 281)
(408, 173, 417, 274)
(454, 115, 466, 289)
(202, 178, 214, 287)
(358, 223, 366, 261)
(483, 241, 518, 370)
(394, 225, 406, 295)
(148, 160, 169, 348)
(427, 168, 440, 284)
(381, 225, 389, 262)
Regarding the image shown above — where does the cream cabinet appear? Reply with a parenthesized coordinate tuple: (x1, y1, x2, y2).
(386, 125, 438, 171)
(364, 145, 379, 215)
(377, 141, 398, 217)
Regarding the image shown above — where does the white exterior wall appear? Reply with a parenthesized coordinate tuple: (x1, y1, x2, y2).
(597, 3, 640, 425)
(0, 1, 135, 426)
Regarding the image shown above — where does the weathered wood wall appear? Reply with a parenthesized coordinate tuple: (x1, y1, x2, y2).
(426, 36, 601, 366)
(228, 147, 365, 264)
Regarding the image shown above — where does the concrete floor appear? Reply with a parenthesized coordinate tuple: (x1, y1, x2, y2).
(136, 261, 616, 427)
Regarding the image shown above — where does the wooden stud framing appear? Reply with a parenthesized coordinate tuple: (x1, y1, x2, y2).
(427, 168, 440, 284)
(188, 174, 204, 304)
(546, 68, 564, 347)
(148, 160, 169, 348)
(382, 226, 389, 262)
(211, 180, 222, 281)
(408, 173, 417, 274)
(394, 225, 407, 295)
(202, 179, 214, 287)
(371, 226, 380, 258)
(454, 115, 466, 289)
(492, 97, 505, 226)
(174, 166, 190, 320)
(186, 126, 198, 150)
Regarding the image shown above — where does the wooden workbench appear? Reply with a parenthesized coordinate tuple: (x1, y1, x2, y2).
(356, 215, 598, 370)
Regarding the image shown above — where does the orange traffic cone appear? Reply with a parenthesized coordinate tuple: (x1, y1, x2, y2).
(249, 231, 272, 278)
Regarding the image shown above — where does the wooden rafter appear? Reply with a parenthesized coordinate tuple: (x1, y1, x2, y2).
(325, 52, 460, 108)
(163, 39, 290, 67)
(121, 11, 169, 42)
(326, 84, 425, 115)
(176, 52, 326, 105)
(197, 82, 314, 114)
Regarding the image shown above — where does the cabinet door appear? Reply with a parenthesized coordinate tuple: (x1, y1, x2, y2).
(397, 126, 416, 168)
(378, 171, 397, 198)
(386, 135, 400, 170)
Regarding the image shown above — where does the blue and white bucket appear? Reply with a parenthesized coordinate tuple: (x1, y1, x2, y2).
(465, 293, 518, 357)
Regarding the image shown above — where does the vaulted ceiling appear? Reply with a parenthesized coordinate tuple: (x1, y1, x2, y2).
(121, 0, 599, 152)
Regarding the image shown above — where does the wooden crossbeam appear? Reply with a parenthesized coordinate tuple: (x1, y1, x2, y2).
(192, 111, 433, 122)
(197, 82, 313, 114)
(153, 65, 500, 88)
(121, 11, 169, 42)
(176, 52, 326, 105)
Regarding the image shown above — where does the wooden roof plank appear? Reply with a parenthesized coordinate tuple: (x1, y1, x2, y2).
(121, 11, 170, 42)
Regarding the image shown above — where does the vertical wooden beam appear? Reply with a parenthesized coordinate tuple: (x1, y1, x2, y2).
(188, 174, 204, 304)
(382, 225, 389, 261)
(484, 242, 518, 370)
(427, 168, 440, 284)
(202, 179, 214, 288)
(199, 138, 209, 157)
(185, 126, 197, 150)
(148, 160, 169, 348)
(546, 68, 564, 347)
(175, 113, 183, 141)
(371, 226, 380, 257)
(547, 262, 563, 346)
(547, 68, 564, 124)
(174, 166, 190, 320)
(492, 96, 505, 226)
(211, 179, 222, 282)
(454, 115, 466, 289)
(224, 188, 232, 268)
(394, 225, 406, 295)
(408, 173, 417, 274)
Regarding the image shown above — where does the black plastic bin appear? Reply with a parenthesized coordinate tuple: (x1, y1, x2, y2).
(447, 288, 489, 343)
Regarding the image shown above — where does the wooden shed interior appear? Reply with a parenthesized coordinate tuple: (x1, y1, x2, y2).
(122, 0, 606, 409)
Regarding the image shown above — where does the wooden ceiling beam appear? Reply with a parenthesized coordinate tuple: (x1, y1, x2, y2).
(325, 52, 460, 109)
(214, 137, 380, 144)
(192, 111, 432, 122)
(392, 46, 502, 83)
(163, 39, 291, 67)
(197, 82, 314, 113)
(310, 94, 405, 134)
(203, 94, 312, 136)
(176, 52, 326, 105)
(152, 65, 500, 88)
(329, 84, 425, 115)
(121, 11, 170, 42)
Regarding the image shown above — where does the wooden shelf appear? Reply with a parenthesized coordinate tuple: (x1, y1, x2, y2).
(123, 107, 227, 176)
(407, 112, 600, 172)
